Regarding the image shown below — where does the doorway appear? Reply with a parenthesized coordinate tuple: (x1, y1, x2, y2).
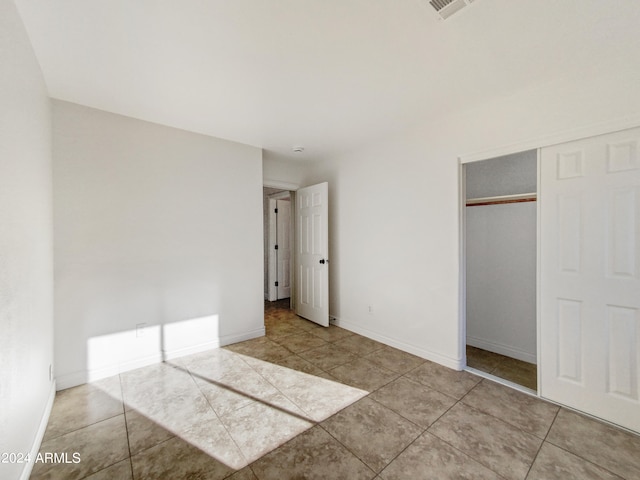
(263, 188, 293, 308)
(463, 150, 538, 391)
(262, 181, 330, 327)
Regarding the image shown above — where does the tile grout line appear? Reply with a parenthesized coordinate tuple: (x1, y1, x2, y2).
(542, 442, 627, 479)
(126, 435, 177, 459)
(74, 375, 133, 480)
(40, 410, 126, 445)
(182, 358, 252, 470)
(296, 347, 364, 373)
(230, 344, 323, 425)
(454, 399, 547, 442)
(358, 395, 430, 477)
(118, 372, 136, 480)
(317, 423, 379, 478)
(541, 409, 630, 479)
(326, 361, 400, 392)
(370, 372, 459, 429)
(117, 369, 180, 460)
(457, 378, 561, 441)
(421, 433, 510, 480)
(422, 379, 516, 480)
(522, 407, 560, 480)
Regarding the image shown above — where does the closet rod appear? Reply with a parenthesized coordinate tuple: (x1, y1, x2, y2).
(466, 192, 537, 207)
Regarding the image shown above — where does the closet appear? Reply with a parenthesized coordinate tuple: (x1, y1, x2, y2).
(465, 150, 538, 390)
(462, 126, 639, 433)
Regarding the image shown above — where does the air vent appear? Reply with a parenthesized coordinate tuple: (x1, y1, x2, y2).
(428, 0, 475, 20)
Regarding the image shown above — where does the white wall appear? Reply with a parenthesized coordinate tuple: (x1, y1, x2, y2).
(263, 155, 307, 188)
(300, 135, 462, 368)
(300, 67, 640, 370)
(466, 202, 537, 363)
(53, 101, 264, 389)
(0, 1, 54, 479)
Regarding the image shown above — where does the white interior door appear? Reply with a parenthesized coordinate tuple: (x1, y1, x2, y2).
(276, 199, 291, 299)
(540, 127, 640, 433)
(295, 182, 329, 326)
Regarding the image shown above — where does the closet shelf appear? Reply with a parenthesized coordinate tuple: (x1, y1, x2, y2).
(466, 192, 537, 207)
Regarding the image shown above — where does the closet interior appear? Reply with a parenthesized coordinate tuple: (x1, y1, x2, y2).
(464, 150, 538, 391)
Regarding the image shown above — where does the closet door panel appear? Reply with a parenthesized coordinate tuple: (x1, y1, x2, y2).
(540, 127, 640, 434)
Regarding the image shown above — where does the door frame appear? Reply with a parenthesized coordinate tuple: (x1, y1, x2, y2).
(267, 192, 292, 301)
(458, 153, 541, 395)
(457, 114, 640, 397)
(264, 180, 300, 308)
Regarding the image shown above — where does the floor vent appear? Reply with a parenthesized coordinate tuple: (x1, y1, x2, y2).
(428, 0, 475, 20)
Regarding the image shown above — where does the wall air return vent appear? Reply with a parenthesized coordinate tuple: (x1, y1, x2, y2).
(428, 0, 475, 20)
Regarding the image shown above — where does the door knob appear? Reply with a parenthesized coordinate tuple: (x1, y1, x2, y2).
(319, 259, 327, 264)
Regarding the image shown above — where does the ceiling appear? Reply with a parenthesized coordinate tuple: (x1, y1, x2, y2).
(13, 0, 640, 161)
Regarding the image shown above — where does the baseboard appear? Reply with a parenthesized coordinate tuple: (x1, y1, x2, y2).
(55, 327, 266, 390)
(162, 327, 265, 360)
(56, 352, 163, 390)
(333, 317, 464, 370)
(218, 327, 266, 347)
(163, 341, 221, 361)
(466, 336, 536, 364)
(19, 380, 56, 480)
(55, 370, 89, 391)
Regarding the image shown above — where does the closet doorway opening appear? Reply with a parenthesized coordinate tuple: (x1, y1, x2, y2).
(462, 150, 538, 392)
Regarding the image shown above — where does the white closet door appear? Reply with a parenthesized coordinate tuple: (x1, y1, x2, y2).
(540, 127, 640, 433)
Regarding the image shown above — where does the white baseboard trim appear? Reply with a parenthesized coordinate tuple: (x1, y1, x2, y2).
(20, 380, 56, 480)
(55, 371, 89, 391)
(162, 327, 265, 360)
(466, 336, 536, 364)
(218, 327, 266, 347)
(55, 327, 266, 390)
(333, 316, 464, 370)
(163, 341, 221, 361)
(56, 353, 163, 390)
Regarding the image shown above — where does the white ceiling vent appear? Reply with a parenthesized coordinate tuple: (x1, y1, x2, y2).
(428, 0, 475, 20)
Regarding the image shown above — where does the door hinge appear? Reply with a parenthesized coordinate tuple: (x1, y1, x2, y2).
(275, 281, 279, 287)
(274, 208, 278, 214)
(274, 244, 279, 250)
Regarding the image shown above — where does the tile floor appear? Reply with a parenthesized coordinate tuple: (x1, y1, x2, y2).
(466, 345, 538, 391)
(31, 300, 640, 479)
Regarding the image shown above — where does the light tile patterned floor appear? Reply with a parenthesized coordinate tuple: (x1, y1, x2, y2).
(32, 300, 640, 479)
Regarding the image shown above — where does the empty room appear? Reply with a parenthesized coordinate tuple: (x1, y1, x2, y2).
(1, 1, 639, 479)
